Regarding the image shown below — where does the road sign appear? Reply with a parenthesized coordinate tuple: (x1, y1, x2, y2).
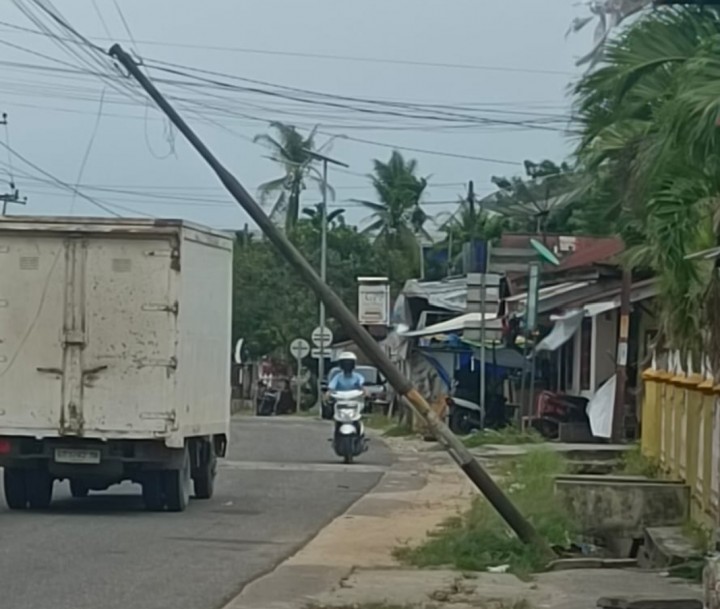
(290, 338, 310, 360)
(311, 326, 333, 347)
(311, 347, 331, 359)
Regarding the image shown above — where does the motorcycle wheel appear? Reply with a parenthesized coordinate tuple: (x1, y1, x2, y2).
(449, 408, 474, 436)
(338, 436, 354, 464)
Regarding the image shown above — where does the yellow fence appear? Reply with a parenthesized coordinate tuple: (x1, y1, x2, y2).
(642, 363, 720, 526)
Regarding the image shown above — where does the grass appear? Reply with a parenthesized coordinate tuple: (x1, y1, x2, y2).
(619, 444, 661, 478)
(308, 603, 532, 609)
(394, 449, 575, 576)
(463, 427, 543, 448)
(363, 414, 415, 438)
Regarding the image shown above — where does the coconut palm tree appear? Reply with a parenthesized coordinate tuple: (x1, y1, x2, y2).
(254, 122, 333, 232)
(354, 151, 430, 258)
(301, 203, 346, 232)
(572, 6, 720, 359)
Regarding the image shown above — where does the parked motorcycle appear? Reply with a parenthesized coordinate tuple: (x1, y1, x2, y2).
(330, 389, 367, 464)
(447, 396, 485, 435)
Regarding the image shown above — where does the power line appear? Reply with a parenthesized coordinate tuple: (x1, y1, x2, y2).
(0, 19, 576, 77)
(0, 140, 144, 216)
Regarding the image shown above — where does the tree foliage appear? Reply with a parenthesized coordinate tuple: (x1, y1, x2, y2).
(356, 150, 430, 259)
(232, 218, 413, 358)
(571, 6, 720, 361)
(253, 122, 332, 232)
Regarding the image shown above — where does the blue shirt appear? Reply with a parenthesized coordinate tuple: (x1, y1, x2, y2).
(328, 371, 365, 391)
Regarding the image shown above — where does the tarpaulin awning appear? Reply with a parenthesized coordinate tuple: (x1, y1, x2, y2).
(398, 312, 503, 338)
(536, 309, 584, 352)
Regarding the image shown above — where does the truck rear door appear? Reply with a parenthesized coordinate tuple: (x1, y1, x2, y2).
(0, 232, 179, 437)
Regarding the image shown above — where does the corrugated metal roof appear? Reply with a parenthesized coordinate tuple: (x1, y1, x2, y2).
(557, 237, 624, 271)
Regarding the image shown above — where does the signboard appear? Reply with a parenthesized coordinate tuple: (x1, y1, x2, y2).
(289, 338, 310, 360)
(311, 347, 331, 359)
(358, 278, 390, 326)
(311, 326, 333, 347)
(526, 262, 540, 333)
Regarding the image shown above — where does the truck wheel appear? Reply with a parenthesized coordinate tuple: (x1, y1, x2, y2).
(142, 472, 165, 511)
(3, 468, 28, 510)
(193, 444, 217, 500)
(70, 480, 89, 498)
(164, 448, 191, 512)
(26, 470, 53, 510)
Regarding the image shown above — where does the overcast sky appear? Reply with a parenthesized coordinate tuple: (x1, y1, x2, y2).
(0, 1, 595, 230)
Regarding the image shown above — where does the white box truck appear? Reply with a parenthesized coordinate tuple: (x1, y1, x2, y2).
(0, 217, 233, 512)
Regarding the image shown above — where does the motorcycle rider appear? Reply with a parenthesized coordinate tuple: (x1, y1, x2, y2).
(327, 352, 366, 394)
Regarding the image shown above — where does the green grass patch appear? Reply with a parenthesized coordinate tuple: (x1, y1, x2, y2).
(363, 415, 414, 438)
(463, 427, 543, 448)
(619, 444, 661, 478)
(395, 449, 575, 576)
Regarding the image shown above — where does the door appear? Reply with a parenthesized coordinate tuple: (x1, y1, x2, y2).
(0, 234, 66, 432)
(81, 236, 179, 435)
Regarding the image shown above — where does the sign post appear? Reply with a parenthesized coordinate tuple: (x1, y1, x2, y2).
(312, 326, 333, 419)
(290, 338, 310, 414)
(523, 262, 541, 426)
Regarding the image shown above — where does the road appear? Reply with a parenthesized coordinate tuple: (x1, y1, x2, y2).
(0, 416, 393, 609)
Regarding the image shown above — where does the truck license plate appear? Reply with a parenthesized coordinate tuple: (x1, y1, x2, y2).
(54, 449, 101, 464)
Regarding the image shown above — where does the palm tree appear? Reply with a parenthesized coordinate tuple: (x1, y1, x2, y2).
(301, 203, 346, 232)
(571, 6, 720, 361)
(354, 151, 430, 257)
(254, 122, 333, 232)
(480, 160, 577, 236)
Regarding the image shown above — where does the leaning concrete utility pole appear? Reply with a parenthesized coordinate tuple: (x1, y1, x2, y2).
(109, 44, 550, 554)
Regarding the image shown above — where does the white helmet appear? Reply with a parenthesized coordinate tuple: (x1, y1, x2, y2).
(338, 351, 357, 362)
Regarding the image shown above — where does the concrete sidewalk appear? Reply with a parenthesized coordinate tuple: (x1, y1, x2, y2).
(223, 436, 702, 609)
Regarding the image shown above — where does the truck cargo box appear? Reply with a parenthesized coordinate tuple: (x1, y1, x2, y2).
(0, 217, 232, 448)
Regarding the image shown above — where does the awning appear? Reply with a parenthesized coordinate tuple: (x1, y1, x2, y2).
(399, 312, 502, 338)
(535, 309, 584, 352)
(470, 345, 530, 370)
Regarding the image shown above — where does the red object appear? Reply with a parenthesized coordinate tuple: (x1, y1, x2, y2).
(0, 438, 12, 455)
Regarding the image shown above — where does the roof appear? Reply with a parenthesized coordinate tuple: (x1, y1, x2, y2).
(401, 275, 502, 313)
(399, 312, 503, 338)
(0, 216, 233, 241)
(557, 237, 624, 271)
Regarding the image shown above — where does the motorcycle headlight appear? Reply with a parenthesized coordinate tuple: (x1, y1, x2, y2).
(336, 406, 357, 421)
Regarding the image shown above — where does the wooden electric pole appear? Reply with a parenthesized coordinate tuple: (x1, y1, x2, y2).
(109, 43, 552, 556)
(613, 267, 632, 442)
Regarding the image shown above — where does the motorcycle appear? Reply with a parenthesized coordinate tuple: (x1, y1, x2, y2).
(330, 389, 367, 464)
(447, 395, 485, 435)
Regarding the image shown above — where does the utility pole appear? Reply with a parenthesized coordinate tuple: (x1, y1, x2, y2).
(302, 148, 349, 416)
(467, 179, 489, 420)
(110, 44, 551, 555)
(0, 114, 25, 216)
(613, 267, 632, 443)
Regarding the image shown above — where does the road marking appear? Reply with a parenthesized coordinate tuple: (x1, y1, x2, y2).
(220, 460, 387, 474)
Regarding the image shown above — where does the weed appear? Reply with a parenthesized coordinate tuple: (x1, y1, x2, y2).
(383, 422, 415, 438)
(684, 520, 714, 554)
(463, 427, 543, 448)
(395, 449, 575, 576)
(619, 444, 660, 478)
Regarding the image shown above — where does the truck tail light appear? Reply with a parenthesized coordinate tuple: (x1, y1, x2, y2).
(0, 438, 12, 455)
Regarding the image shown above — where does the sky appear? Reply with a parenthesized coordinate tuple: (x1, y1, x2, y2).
(0, 0, 596, 232)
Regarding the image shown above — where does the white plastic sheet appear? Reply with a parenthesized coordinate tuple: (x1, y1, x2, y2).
(586, 374, 616, 439)
(535, 309, 584, 352)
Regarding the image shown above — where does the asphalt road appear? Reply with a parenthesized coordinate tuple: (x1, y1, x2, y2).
(0, 416, 393, 609)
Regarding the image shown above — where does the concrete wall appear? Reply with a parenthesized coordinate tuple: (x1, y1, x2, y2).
(555, 475, 689, 540)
